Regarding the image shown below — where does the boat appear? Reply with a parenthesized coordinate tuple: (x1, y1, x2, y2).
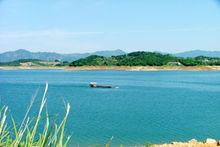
(89, 82, 113, 88)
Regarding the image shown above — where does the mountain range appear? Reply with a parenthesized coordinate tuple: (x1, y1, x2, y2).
(0, 49, 220, 62)
(0, 49, 126, 62)
(174, 50, 220, 58)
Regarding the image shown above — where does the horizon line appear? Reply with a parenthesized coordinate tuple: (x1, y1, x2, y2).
(1, 48, 220, 55)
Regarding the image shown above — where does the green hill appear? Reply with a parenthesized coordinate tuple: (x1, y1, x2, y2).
(70, 51, 178, 66)
(1, 52, 220, 67)
(70, 51, 220, 66)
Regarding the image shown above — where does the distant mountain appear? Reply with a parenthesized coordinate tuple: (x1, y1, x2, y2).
(175, 50, 220, 58)
(0, 49, 126, 62)
(90, 50, 126, 57)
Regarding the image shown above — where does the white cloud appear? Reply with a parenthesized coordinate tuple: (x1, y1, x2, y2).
(0, 29, 105, 53)
(1, 25, 219, 39)
(0, 26, 219, 53)
(0, 29, 104, 38)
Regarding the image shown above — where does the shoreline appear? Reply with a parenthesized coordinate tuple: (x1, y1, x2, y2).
(153, 138, 220, 147)
(1, 65, 220, 71)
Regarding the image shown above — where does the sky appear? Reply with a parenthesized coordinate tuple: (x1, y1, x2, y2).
(0, 0, 220, 53)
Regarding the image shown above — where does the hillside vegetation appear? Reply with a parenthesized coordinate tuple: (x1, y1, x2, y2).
(1, 51, 220, 67)
(0, 59, 69, 67)
(70, 51, 220, 66)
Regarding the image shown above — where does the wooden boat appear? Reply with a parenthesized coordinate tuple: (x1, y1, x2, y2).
(89, 82, 112, 88)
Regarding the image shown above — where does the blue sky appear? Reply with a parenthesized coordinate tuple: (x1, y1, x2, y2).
(0, 0, 220, 53)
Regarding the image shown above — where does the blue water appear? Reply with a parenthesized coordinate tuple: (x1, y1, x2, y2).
(1, 70, 220, 146)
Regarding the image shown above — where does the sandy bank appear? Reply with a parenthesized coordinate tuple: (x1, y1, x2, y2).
(0, 66, 64, 70)
(1, 66, 220, 71)
(153, 138, 220, 147)
(65, 66, 220, 71)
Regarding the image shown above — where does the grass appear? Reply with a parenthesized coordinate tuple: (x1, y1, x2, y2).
(0, 82, 71, 147)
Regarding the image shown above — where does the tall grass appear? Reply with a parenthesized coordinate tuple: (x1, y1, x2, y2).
(0, 82, 71, 147)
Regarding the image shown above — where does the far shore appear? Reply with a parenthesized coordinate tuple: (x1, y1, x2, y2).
(1, 65, 220, 71)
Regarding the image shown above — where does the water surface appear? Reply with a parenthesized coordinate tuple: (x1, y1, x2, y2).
(1, 70, 220, 146)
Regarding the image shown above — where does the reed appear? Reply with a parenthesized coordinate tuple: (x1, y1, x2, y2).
(0, 82, 70, 147)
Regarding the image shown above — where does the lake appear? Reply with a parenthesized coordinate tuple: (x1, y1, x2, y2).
(1, 69, 220, 146)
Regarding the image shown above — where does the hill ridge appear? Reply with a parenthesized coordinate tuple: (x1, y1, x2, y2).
(0, 49, 126, 62)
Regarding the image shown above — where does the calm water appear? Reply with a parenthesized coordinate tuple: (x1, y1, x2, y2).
(1, 70, 220, 146)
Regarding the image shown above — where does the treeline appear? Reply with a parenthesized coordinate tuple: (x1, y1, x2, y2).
(0, 59, 69, 66)
(1, 51, 220, 67)
(69, 51, 220, 66)
(0, 59, 42, 66)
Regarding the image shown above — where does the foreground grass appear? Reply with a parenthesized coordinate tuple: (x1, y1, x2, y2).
(0, 82, 71, 147)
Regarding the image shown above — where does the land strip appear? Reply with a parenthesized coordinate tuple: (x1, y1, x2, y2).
(1, 65, 220, 71)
